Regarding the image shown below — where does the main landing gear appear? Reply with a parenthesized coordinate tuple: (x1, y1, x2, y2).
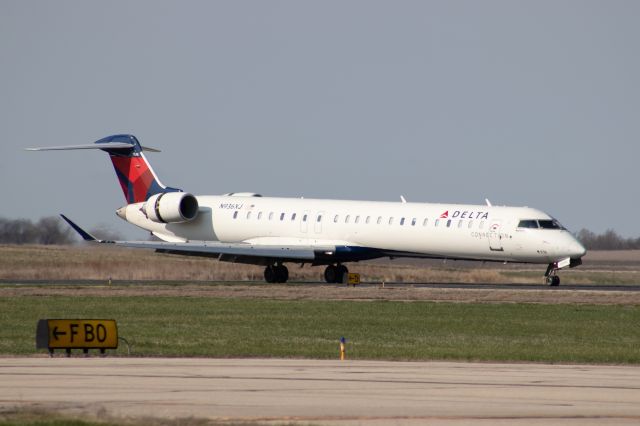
(545, 264, 561, 287)
(264, 264, 289, 283)
(324, 264, 348, 284)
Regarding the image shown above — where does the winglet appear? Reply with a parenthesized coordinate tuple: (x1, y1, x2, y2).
(60, 214, 101, 242)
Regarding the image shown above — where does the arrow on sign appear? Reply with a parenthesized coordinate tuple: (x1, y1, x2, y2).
(52, 326, 67, 340)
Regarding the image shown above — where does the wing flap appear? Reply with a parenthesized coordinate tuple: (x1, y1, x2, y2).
(121, 240, 319, 260)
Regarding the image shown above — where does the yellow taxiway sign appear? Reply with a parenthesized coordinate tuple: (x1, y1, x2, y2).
(37, 319, 118, 350)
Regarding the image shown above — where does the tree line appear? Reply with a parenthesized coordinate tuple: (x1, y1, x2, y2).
(0, 216, 76, 245)
(575, 229, 640, 251)
(0, 216, 638, 250)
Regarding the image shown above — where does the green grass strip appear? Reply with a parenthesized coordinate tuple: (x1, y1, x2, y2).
(1, 297, 639, 363)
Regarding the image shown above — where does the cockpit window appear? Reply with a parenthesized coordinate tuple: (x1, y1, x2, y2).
(518, 219, 566, 230)
(517, 220, 539, 229)
(538, 219, 563, 229)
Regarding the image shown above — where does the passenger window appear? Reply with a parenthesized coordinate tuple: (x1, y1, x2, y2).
(389, 217, 394, 225)
(233, 211, 238, 219)
(303, 214, 307, 222)
(317, 215, 322, 222)
(479, 221, 485, 229)
(435, 219, 440, 227)
(258, 212, 263, 220)
(411, 218, 416, 226)
(468, 220, 473, 228)
(291, 213, 296, 221)
(246, 211, 251, 219)
(269, 212, 274, 220)
(280, 213, 285, 221)
(423, 218, 428, 226)
(377, 216, 382, 225)
(458, 220, 463, 228)
(447, 220, 452, 228)
(355, 216, 360, 224)
(345, 215, 350, 224)
(366, 216, 371, 224)
(334, 215, 339, 223)
(400, 217, 405, 225)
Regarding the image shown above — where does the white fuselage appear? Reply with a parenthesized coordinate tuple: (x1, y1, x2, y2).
(119, 195, 586, 265)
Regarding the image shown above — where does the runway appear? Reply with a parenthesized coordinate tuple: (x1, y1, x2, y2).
(3, 279, 640, 292)
(354, 282, 640, 292)
(3, 281, 640, 305)
(2, 358, 640, 425)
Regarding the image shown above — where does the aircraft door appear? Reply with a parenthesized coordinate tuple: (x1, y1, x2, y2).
(488, 220, 504, 252)
(300, 210, 309, 234)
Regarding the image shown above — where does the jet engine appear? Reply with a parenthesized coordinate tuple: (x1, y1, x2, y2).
(143, 192, 199, 223)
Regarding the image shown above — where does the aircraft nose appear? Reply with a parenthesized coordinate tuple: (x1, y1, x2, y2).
(570, 239, 587, 258)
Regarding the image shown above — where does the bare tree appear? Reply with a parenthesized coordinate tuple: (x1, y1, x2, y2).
(88, 224, 124, 241)
(37, 216, 75, 245)
(576, 228, 640, 250)
(0, 216, 76, 245)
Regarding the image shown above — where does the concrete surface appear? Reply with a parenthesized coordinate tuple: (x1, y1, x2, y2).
(1, 358, 639, 425)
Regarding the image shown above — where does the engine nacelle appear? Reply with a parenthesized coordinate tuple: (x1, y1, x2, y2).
(143, 192, 199, 223)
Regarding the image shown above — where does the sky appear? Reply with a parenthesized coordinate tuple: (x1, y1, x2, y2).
(1, 1, 639, 238)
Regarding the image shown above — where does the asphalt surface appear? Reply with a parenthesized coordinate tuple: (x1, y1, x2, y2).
(2, 358, 639, 425)
(2, 279, 640, 292)
(367, 283, 640, 292)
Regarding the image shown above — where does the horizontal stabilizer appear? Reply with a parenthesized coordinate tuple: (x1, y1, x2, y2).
(26, 142, 160, 152)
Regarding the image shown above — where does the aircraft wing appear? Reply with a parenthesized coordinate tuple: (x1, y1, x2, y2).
(115, 240, 321, 260)
(60, 214, 331, 262)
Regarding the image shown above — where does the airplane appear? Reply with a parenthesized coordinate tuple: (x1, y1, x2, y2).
(28, 134, 586, 286)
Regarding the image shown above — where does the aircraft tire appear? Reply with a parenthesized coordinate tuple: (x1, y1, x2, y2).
(550, 276, 560, 286)
(275, 265, 289, 283)
(336, 264, 348, 284)
(264, 266, 277, 283)
(324, 265, 337, 283)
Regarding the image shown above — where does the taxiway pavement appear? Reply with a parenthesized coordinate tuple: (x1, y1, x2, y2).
(1, 358, 640, 425)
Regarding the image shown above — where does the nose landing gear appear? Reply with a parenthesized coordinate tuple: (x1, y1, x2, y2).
(547, 275, 560, 286)
(545, 264, 561, 286)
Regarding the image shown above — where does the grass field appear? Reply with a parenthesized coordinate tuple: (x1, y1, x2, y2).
(0, 410, 259, 426)
(2, 244, 640, 284)
(2, 295, 639, 363)
(0, 410, 257, 426)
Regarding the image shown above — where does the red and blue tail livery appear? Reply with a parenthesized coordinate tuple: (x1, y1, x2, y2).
(27, 134, 182, 204)
(94, 135, 180, 203)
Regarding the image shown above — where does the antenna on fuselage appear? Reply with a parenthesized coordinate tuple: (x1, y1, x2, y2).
(485, 198, 492, 207)
(400, 195, 407, 203)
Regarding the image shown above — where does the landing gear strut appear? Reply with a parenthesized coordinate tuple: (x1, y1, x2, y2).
(545, 264, 560, 287)
(264, 264, 289, 283)
(324, 264, 348, 284)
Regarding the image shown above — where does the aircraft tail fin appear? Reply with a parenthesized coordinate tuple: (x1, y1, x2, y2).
(27, 134, 181, 204)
